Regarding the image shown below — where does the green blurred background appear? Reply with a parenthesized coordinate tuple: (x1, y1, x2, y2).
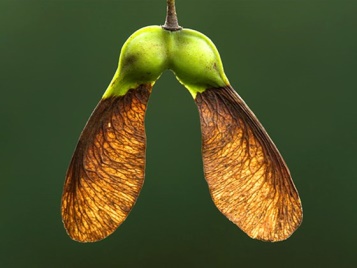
(1, 0, 356, 267)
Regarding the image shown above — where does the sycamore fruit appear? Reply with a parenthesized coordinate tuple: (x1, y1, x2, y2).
(61, 0, 302, 243)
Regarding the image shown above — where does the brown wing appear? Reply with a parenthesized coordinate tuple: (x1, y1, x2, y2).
(61, 84, 151, 242)
(195, 86, 302, 242)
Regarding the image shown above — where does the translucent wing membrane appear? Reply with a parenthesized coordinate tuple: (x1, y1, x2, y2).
(195, 86, 302, 241)
(61, 84, 151, 242)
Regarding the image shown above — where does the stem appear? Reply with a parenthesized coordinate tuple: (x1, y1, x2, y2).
(162, 0, 182, 31)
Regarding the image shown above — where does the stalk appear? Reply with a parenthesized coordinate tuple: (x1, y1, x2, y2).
(162, 0, 182, 31)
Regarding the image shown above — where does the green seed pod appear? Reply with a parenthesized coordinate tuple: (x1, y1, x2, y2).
(103, 25, 229, 99)
(103, 26, 168, 98)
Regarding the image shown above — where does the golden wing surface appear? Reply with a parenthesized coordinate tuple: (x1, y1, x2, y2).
(61, 84, 151, 242)
(195, 86, 302, 241)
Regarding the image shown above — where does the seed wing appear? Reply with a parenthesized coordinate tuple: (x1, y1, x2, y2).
(195, 86, 302, 241)
(61, 85, 151, 242)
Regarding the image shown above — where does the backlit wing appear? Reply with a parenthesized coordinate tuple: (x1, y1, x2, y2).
(195, 86, 302, 241)
(61, 84, 151, 242)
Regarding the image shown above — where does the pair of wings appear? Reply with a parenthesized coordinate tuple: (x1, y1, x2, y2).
(61, 84, 302, 242)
